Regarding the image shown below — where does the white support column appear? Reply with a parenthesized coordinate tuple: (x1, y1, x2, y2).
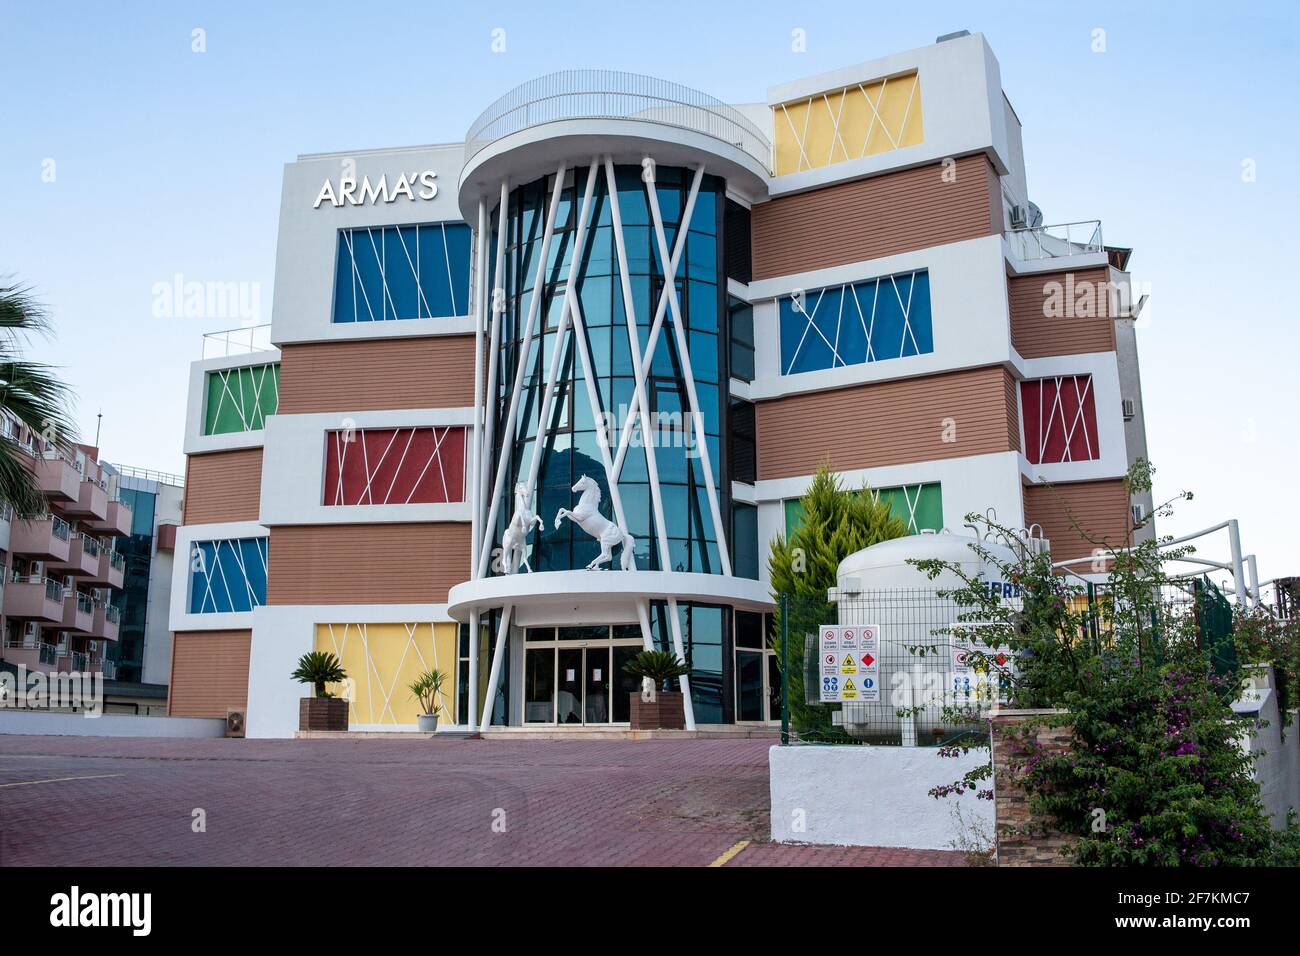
(470, 199, 487, 574)
(603, 156, 696, 729)
(1227, 519, 1248, 607)
(1247, 554, 1261, 608)
(521, 162, 601, 503)
(466, 609, 479, 727)
(477, 162, 568, 579)
(644, 163, 732, 577)
(478, 604, 514, 732)
(478, 179, 510, 566)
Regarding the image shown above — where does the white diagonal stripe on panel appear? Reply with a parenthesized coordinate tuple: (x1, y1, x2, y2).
(476, 161, 568, 579)
(644, 165, 731, 576)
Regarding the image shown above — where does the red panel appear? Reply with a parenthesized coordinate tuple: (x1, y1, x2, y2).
(323, 427, 465, 505)
(1020, 375, 1099, 465)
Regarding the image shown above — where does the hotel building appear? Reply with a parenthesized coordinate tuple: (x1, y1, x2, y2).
(169, 32, 1153, 737)
(0, 415, 182, 699)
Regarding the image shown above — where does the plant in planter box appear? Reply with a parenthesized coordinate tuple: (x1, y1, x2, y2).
(291, 651, 349, 732)
(408, 669, 447, 733)
(622, 650, 690, 730)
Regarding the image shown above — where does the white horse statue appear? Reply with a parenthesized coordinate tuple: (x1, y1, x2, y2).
(554, 475, 635, 570)
(500, 482, 543, 574)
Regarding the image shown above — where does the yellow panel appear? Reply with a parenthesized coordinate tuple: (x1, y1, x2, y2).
(772, 70, 924, 175)
(314, 622, 458, 726)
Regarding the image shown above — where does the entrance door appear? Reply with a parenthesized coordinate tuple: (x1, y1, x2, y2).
(557, 648, 583, 724)
(522, 626, 645, 725)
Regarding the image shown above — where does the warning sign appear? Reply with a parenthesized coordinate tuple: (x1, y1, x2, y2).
(818, 625, 881, 702)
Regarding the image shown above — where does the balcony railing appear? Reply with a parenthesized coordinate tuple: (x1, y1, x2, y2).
(1007, 220, 1104, 261)
(101, 658, 116, 679)
(465, 69, 773, 174)
(74, 590, 94, 615)
(109, 550, 126, 571)
(80, 534, 103, 558)
(10, 573, 66, 602)
(3, 640, 58, 665)
(201, 323, 273, 360)
(72, 651, 87, 671)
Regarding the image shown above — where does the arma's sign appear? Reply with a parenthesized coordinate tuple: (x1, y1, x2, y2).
(313, 170, 439, 209)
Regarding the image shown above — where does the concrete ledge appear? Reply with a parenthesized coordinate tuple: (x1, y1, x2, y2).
(770, 743, 993, 850)
(0, 710, 227, 738)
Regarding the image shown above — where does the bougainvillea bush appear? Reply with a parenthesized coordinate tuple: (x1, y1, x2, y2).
(911, 461, 1300, 866)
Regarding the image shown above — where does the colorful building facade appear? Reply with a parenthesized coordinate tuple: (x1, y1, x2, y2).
(170, 32, 1153, 736)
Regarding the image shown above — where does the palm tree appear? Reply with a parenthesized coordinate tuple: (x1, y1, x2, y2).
(0, 282, 78, 516)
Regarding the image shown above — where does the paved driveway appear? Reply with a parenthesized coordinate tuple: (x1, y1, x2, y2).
(0, 736, 963, 866)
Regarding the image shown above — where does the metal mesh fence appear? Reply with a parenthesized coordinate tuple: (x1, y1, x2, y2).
(775, 576, 1242, 747)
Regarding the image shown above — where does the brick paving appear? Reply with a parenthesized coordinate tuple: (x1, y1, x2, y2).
(0, 736, 964, 867)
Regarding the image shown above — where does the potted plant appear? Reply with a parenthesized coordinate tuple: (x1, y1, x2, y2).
(291, 651, 349, 732)
(622, 650, 690, 730)
(408, 668, 446, 733)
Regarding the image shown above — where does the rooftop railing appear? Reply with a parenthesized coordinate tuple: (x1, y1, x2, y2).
(1007, 220, 1104, 261)
(201, 323, 273, 360)
(465, 69, 773, 174)
(112, 463, 185, 487)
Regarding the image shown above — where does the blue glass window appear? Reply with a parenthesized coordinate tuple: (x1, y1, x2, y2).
(188, 537, 268, 614)
(333, 222, 471, 322)
(778, 270, 933, 375)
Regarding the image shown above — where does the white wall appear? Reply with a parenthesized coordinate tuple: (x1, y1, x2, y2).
(0, 710, 225, 737)
(746, 235, 1010, 400)
(765, 32, 1016, 197)
(770, 743, 993, 850)
(258, 407, 473, 526)
(271, 143, 471, 347)
(245, 602, 453, 738)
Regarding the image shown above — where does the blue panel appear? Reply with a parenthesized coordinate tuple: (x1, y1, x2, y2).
(189, 538, 268, 614)
(332, 222, 470, 323)
(778, 269, 934, 374)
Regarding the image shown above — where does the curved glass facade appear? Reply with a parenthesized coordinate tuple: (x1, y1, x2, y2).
(489, 164, 729, 575)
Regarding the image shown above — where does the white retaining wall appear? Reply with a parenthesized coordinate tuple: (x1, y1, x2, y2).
(0, 711, 226, 738)
(769, 743, 993, 850)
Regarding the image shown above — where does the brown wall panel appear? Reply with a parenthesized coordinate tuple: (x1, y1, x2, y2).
(183, 448, 262, 525)
(266, 523, 471, 605)
(168, 630, 251, 717)
(1023, 479, 1132, 563)
(277, 336, 476, 414)
(755, 366, 1019, 480)
(1009, 268, 1116, 359)
(751, 155, 1001, 280)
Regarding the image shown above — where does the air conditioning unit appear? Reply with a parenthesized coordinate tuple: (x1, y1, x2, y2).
(226, 708, 247, 738)
(22, 621, 38, 641)
(1009, 204, 1029, 228)
(1121, 398, 1136, 421)
(1132, 503, 1145, 528)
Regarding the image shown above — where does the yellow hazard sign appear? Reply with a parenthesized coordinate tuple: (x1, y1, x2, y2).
(841, 677, 858, 700)
(840, 653, 855, 674)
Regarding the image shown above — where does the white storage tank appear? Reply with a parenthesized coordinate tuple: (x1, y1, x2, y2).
(829, 531, 1021, 745)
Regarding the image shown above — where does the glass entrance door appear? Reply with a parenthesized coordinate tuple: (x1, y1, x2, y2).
(522, 626, 644, 725)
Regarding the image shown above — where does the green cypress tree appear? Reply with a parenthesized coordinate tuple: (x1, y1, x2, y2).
(769, 464, 908, 736)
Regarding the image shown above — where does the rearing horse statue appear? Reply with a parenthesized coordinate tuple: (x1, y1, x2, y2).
(500, 482, 543, 574)
(554, 475, 635, 571)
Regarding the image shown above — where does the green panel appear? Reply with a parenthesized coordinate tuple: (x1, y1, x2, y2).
(203, 364, 279, 435)
(874, 483, 943, 534)
(783, 482, 942, 537)
(783, 498, 805, 538)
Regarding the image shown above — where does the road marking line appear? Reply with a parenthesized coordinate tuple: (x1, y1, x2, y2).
(707, 839, 750, 867)
(0, 773, 124, 789)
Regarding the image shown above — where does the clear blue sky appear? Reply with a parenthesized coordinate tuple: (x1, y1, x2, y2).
(2, 1, 1297, 584)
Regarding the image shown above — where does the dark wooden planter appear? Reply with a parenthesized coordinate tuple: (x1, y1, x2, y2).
(629, 690, 685, 730)
(299, 697, 349, 732)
